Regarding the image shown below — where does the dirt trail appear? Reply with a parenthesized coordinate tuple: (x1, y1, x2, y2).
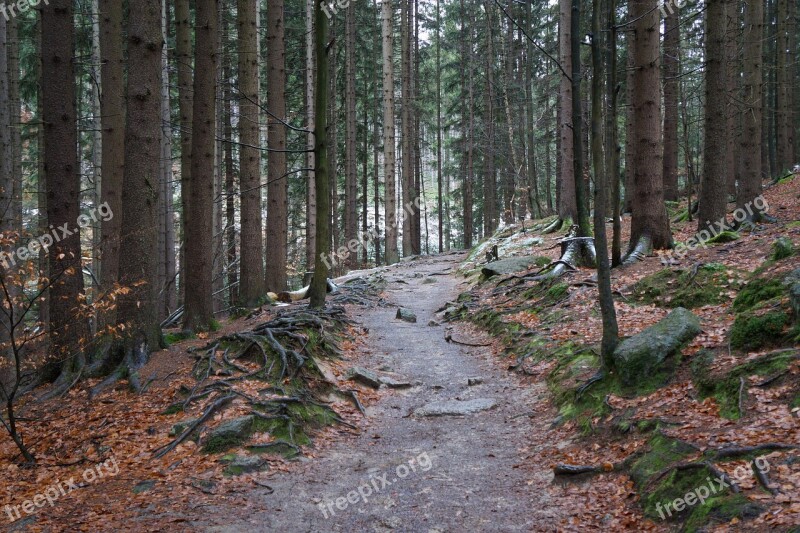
(201, 254, 565, 532)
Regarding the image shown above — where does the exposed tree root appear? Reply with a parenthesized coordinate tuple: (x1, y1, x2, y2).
(621, 235, 652, 266)
(540, 217, 564, 234)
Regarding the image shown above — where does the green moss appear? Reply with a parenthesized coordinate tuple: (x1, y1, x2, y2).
(733, 277, 784, 312)
(791, 395, 800, 409)
(164, 331, 195, 346)
(534, 256, 551, 267)
(683, 494, 762, 532)
(706, 231, 740, 244)
(632, 266, 743, 309)
(695, 351, 796, 419)
(546, 282, 569, 301)
(771, 236, 795, 261)
(631, 434, 697, 489)
(730, 311, 789, 351)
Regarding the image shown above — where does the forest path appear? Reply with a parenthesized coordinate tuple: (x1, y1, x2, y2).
(201, 254, 565, 532)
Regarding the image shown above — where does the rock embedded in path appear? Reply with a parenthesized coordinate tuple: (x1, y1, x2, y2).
(396, 308, 418, 323)
(346, 366, 382, 388)
(379, 376, 412, 389)
(414, 398, 497, 417)
(612, 307, 701, 388)
(467, 377, 484, 386)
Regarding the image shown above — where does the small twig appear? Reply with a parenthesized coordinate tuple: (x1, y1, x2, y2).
(752, 459, 779, 495)
(738, 376, 746, 417)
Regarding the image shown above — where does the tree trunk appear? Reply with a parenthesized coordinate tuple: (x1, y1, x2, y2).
(436, 0, 443, 251)
(629, 0, 672, 252)
(344, 1, 358, 267)
(483, 2, 496, 235)
(265, 0, 288, 291)
(310, 0, 330, 308)
(558, 0, 577, 222)
(175, 0, 193, 307)
(382, 0, 399, 264)
(738, 0, 764, 218)
(184, 0, 218, 331)
(698, 0, 730, 232)
(42, 0, 91, 380)
(662, 4, 680, 202)
(570, 0, 591, 238)
(775, 0, 794, 170)
(160, 0, 177, 318)
(306, 0, 317, 272)
(112, 0, 164, 381)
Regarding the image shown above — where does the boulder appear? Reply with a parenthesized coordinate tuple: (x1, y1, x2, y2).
(612, 308, 701, 388)
(396, 308, 417, 323)
(414, 398, 497, 417)
(346, 366, 382, 388)
(480, 256, 542, 279)
(203, 416, 255, 453)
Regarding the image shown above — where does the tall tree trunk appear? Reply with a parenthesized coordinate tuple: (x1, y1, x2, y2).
(592, 0, 618, 367)
(738, 0, 764, 218)
(160, 0, 177, 318)
(775, 0, 794, 169)
(175, 0, 193, 307)
(629, 0, 672, 251)
(436, 0, 443, 252)
(112, 0, 164, 382)
(606, 0, 622, 266)
(305, 0, 317, 272)
(184, 0, 218, 331)
(483, 2, 496, 235)
(400, 0, 412, 256)
(223, 19, 237, 306)
(662, 4, 680, 202)
(698, 0, 730, 232)
(310, 0, 330, 308)
(382, 0, 398, 264)
(558, 0, 577, 222)
(570, 0, 591, 237)
(344, 1, 358, 267)
(42, 0, 91, 380)
(266, 0, 288, 291)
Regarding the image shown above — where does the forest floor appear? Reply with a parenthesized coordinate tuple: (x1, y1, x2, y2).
(2, 177, 800, 533)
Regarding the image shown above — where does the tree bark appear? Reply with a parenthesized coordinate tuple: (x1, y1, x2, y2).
(344, 1, 358, 267)
(266, 0, 288, 292)
(42, 0, 91, 379)
(698, 0, 730, 232)
(662, 4, 680, 202)
(629, 0, 672, 252)
(382, 0, 399, 264)
(184, 0, 218, 331)
(738, 0, 764, 218)
(112, 0, 164, 377)
(558, 0, 577, 222)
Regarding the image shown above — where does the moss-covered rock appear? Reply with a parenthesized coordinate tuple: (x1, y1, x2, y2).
(612, 308, 701, 388)
(203, 416, 255, 453)
(771, 237, 796, 260)
(733, 276, 784, 313)
(730, 311, 789, 351)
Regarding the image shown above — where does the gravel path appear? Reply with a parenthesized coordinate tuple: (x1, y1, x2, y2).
(200, 254, 563, 532)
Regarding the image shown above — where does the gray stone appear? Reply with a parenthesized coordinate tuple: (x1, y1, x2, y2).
(467, 377, 484, 386)
(220, 455, 266, 475)
(347, 366, 382, 388)
(203, 415, 255, 453)
(133, 480, 156, 494)
(414, 398, 497, 417)
(379, 376, 412, 389)
(428, 320, 440, 327)
(396, 308, 417, 323)
(480, 256, 541, 278)
(612, 307, 702, 388)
